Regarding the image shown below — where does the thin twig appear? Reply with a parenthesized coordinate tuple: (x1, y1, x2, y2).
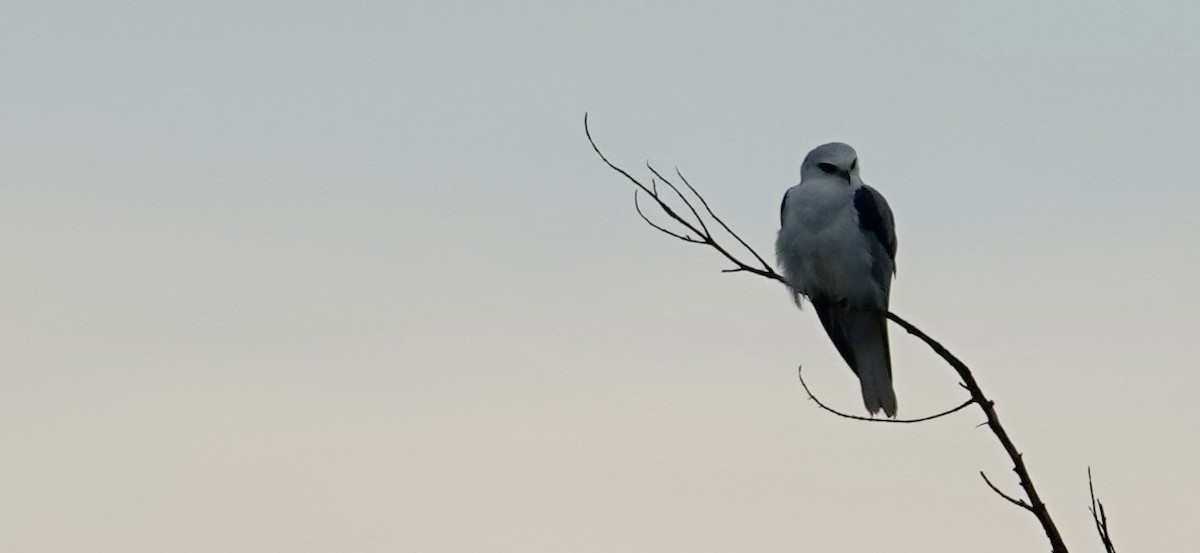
(981, 471, 1034, 511)
(798, 366, 975, 423)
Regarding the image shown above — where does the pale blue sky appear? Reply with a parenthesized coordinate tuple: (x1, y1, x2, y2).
(3, 1, 1199, 552)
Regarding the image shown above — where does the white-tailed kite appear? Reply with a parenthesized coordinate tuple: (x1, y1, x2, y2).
(776, 143, 898, 417)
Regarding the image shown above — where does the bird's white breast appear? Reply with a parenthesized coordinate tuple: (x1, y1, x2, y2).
(776, 179, 881, 307)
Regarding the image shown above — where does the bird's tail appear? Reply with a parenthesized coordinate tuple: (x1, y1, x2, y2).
(813, 301, 897, 418)
(839, 309, 897, 417)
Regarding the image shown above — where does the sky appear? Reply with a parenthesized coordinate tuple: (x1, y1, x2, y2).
(3, 1, 1199, 551)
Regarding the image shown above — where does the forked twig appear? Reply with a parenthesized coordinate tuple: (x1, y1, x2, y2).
(584, 113, 784, 284)
(634, 190, 700, 243)
(1089, 468, 1118, 553)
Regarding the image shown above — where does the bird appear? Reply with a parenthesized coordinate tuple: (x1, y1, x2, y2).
(776, 142, 899, 417)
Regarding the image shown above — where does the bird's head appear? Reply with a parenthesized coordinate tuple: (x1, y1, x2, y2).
(800, 142, 860, 184)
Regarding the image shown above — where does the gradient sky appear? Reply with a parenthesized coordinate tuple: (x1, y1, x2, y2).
(4, 1, 1199, 552)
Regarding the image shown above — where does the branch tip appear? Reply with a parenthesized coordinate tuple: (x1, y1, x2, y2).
(981, 471, 1033, 512)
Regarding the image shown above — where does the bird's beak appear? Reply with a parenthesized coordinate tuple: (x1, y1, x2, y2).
(839, 169, 852, 184)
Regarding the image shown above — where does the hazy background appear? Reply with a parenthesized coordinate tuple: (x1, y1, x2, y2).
(4, 1, 1199, 551)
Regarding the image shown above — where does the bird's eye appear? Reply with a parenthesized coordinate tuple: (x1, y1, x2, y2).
(850, 159, 857, 171)
(817, 162, 838, 174)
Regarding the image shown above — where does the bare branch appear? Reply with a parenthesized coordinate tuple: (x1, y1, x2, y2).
(884, 310, 1067, 553)
(586, 113, 1070, 553)
(981, 471, 1034, 512)
(797, 365, 974, 424)
(585, 114, 785, 284)
(1089, 468, 1117, 553)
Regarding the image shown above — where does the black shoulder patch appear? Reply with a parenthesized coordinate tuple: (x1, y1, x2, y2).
(854, 187, 895, 260)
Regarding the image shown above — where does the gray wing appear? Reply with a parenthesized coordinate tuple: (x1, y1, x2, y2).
(779, 188, 791, 226)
